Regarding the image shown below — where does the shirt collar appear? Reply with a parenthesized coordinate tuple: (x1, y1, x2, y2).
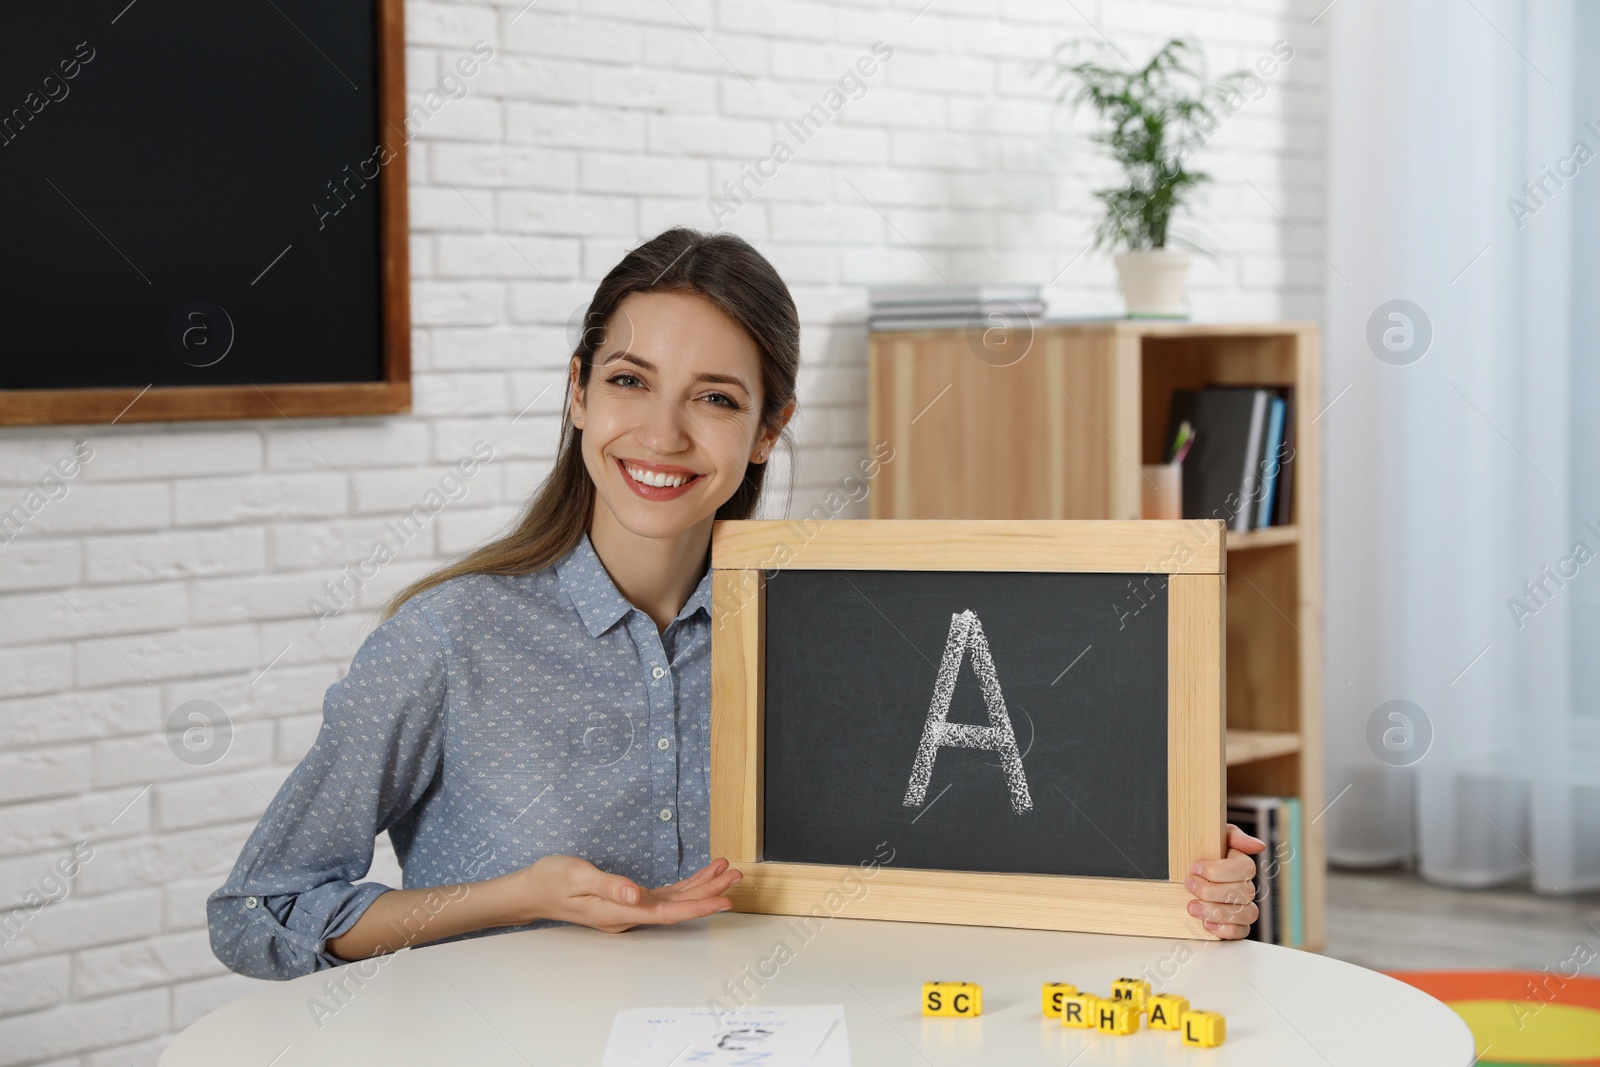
(555, 530, 714, 638)
(680, 555, 714, 624)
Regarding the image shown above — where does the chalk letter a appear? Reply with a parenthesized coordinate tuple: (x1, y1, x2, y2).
(904, 609, 1033, 814)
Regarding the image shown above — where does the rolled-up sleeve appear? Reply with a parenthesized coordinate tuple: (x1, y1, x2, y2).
(207, 597, 450, 981)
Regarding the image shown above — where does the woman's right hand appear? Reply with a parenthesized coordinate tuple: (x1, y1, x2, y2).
(516, 854, 744, 933)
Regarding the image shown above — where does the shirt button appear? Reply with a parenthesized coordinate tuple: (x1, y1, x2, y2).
(659, 807, 673, 822)
(657, 737, 671, 750)
(652, 666, 666, 679)
(244, 896, 258, 909)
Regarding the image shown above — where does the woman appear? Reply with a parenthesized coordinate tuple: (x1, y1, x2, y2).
(208, 227, 1261, 981)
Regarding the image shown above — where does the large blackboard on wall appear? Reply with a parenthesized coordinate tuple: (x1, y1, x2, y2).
(0, 0, 408, 424)
(762, 568, 1169, 880)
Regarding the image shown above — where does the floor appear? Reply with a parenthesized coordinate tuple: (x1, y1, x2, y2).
(1322, 865, 1600, 972)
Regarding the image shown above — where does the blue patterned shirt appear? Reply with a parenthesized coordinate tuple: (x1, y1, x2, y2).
(207, 531, 714, 981)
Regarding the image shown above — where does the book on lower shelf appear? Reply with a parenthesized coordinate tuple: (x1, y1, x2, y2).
(1226, 793, 1304, 948)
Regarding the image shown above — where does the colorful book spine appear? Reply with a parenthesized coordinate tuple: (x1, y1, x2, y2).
(1234, 391, 1269, 534)
(1255, 395, 1286, 529)
(1284, 797, 1304, 947)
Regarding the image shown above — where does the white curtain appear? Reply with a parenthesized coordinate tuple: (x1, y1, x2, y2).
(1324, 0, 1600, 892)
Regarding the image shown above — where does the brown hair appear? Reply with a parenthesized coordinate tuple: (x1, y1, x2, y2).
(378, 226, 800, 623)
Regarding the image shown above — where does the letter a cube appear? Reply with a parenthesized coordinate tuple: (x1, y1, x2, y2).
(1146, 993, 1189, 1031)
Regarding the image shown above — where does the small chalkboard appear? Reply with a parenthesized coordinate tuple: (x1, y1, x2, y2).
(0, 0, 409, 426)
(763, 568, 1169, 879)
(710, 520, 1227, 940)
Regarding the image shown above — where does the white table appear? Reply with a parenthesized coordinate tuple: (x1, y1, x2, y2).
(163, 913, 1473, 1065)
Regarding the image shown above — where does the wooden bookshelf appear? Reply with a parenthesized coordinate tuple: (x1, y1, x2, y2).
(1226, 729, 1303, 765)
(867, 319, 1324, 950)
(1228, 526, 1300, 551)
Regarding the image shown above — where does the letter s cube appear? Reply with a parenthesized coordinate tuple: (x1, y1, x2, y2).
(1041, 982, 1078, 1018)
(922, 981, 981, 1017)
(1181, 1009, 1227, 1047)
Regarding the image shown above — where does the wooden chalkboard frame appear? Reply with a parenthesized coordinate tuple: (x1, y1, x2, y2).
(0, 0, 410, 427)
(709, 518, 1228, 940)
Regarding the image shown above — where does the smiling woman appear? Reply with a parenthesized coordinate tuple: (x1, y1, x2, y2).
(205, 227, 805, 980)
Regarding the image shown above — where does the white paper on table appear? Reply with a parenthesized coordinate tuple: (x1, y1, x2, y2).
(801, 1011, 850, 1067)
(602, 1009, 685, 1065)
(603, 1004, 849, 1066)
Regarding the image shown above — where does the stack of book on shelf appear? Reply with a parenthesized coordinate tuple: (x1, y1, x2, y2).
(1161, 386, 1296, 533)
(1227, 794, 1305, 948)
(867, 283, 1044, 332)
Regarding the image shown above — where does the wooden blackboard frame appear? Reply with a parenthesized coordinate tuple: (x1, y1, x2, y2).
(709, 518, 1228, 940)
(0, 0, 410, 427)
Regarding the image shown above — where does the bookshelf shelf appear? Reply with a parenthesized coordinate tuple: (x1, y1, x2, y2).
(1226, 728, 1303, 766)
(1227, 526, 1299, 551)
(868, 319, 1323, 949)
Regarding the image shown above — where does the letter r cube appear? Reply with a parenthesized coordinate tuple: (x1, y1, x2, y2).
(1059, 993, 1099, 1028)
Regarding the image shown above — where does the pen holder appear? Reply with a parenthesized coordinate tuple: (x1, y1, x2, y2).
(1140, 463, 1182, 520)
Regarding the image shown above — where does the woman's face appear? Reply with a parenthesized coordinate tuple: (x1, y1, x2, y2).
(570, 289, 783, 540)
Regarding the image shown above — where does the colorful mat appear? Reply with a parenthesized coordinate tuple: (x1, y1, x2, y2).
(1386, 971, 1600, 1066)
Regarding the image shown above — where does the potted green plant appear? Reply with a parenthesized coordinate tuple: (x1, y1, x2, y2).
(1034, 38, 1250, 317)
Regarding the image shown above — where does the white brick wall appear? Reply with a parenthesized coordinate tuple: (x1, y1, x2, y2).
(0, 0, 1325, 1060)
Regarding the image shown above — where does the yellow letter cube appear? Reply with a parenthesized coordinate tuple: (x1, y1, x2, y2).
(1181, 1009, 1226, 1047)
(1146, 993, 1189, 1030)
(922, 981, 981, 1017)
(1059, 993, 1098, 1029)
(1095, 999, 1140, 1035)
(1152, 998, 1190, 1030)
(1110, 977, 1152, 1011)
(1041, 982, 1078, 1018)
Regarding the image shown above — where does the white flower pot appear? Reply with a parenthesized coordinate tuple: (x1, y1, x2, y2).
(1113, 248, 1193, 317)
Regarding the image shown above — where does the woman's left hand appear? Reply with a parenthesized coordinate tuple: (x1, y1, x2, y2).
(1184, 823, 1266, 939)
